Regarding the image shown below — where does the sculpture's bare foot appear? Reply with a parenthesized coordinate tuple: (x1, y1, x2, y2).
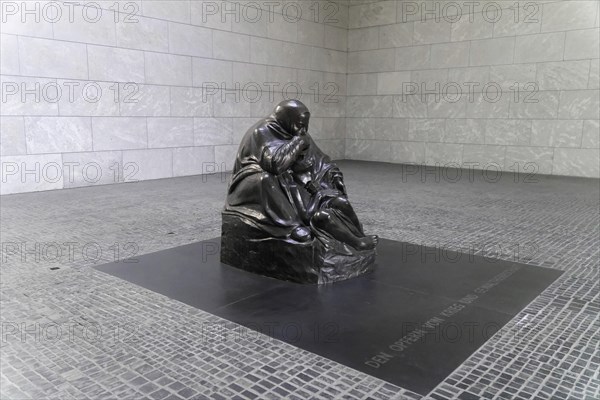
(291, 226, 312, 242)
(356, 235, 378, 251)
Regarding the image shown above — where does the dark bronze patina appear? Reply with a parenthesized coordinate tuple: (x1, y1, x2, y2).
(221, 100, 378, 284)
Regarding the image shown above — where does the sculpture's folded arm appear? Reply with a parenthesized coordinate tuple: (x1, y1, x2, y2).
(265, 136, 305, 175)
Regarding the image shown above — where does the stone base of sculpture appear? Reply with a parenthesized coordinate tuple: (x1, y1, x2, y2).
(221, 211, 376, 284)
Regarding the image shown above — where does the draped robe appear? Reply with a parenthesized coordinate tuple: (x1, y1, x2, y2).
(225, 114, 358, 247)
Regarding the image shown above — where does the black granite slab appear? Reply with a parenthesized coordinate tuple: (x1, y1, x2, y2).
(94, 238, 562, 395)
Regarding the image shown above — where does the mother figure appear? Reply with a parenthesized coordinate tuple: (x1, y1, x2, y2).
(224, 99, 378, 253)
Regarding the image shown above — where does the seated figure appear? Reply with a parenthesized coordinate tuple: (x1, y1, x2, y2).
(221, 99, 378, 283)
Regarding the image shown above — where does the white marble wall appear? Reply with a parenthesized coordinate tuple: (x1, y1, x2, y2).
(345, 0, 600, 178)
(3, 0, 599, 195)
(0, 0, 348, 194)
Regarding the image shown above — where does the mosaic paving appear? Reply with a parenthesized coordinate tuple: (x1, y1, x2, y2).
(1, 161, 599, 399)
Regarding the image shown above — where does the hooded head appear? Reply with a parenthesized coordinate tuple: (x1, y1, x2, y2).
(273, 99, 310, 137)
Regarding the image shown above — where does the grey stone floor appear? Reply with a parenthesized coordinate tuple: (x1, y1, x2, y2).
(1, 161, 598, 400)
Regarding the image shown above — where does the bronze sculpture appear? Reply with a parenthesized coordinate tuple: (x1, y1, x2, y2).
(221, 100, 378, 283)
